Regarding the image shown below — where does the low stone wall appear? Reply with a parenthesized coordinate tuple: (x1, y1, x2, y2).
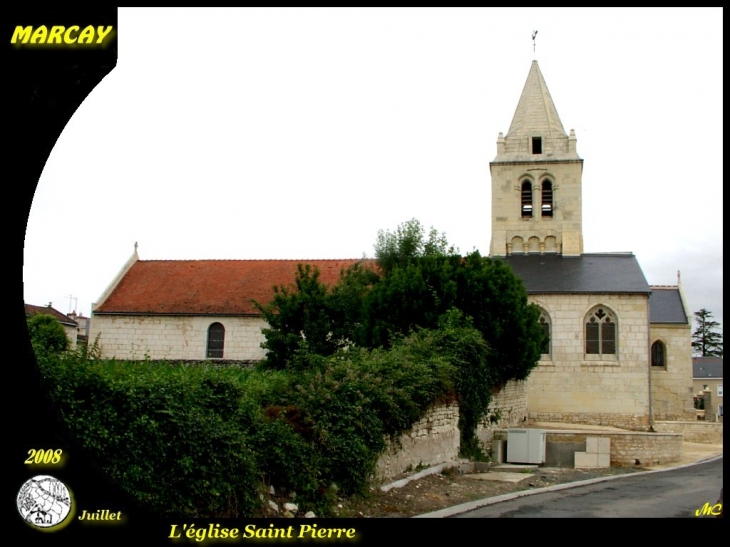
(374, 403, 460, 482)
(653, 421, 724, 444)
(476, 379, 528, 447)
(527, 412, 650, 432)
(495, 428, 683, 467)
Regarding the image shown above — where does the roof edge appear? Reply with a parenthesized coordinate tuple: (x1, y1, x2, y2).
(92, 244, 139, 314)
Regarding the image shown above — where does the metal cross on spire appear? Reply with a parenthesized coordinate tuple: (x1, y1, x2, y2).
(532, 30, 538, 55)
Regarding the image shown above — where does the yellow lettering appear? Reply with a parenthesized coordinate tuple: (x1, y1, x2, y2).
(31, 26, 48, 44)
(696, 502, 712, 516)
(77, 25, 95, 44)
(711, 503, 722, 516)
(96, 26, 113, 44)
(64, 26, 80, 44)
(11, 26, 33, 44)
(243, 524, 256, 539)
(47, 26, 65, 44)
(168, 525, 181, 539)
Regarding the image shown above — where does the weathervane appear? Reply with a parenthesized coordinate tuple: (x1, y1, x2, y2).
(532, 30, 538, 55)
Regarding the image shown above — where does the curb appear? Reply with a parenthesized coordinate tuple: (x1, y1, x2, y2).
(412, 453, 724, 518)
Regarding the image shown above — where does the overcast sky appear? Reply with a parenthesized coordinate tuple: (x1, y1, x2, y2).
(23, 7, 723, 332)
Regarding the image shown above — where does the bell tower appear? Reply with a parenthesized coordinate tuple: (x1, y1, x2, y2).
(489, 61, 583, 257)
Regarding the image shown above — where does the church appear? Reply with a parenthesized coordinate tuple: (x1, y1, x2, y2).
(88, 61, 695, 431)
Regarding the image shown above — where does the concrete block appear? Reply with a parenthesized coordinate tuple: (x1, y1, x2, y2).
(574, 452, 599, 468)
(597, 453, 610, 468)
(597, 437, 611, 454)
(586, 437, 599, 454)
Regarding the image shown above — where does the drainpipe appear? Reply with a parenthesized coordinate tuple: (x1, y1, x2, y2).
(647, 292, 655, 431)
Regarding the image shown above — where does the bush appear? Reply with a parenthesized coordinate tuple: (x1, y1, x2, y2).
(27, 313, 69, 355)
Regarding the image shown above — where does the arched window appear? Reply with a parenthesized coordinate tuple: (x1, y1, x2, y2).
(541, 180, 553, 217)
(207, 322, 225, 359)
(585, 307, 617, 356)
(651, 341, 666, 367)
(539, 310, 551, 356)
(521, 181, 533, 218)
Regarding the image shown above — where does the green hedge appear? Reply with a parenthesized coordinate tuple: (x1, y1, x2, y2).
(37, 318, 488, 517)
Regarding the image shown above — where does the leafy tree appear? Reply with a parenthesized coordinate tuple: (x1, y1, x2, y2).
(374, 218, 455, 274)
(27, 313, 69, 355)
(256, 219, 545, 387)
(254, 264, 339, 370)
(692, 309, 723, 357)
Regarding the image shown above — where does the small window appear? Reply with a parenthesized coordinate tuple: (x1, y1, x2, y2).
(541, 180, 553, 217)
(651, 341, 666, 367)
(719, 404, 723, 417)
(718, 384, 724, 398)
(521, 181, 533, 218)
(207, 322, 225, 359)
(531, 137, 542, 154)
(585, 307, 617, 356)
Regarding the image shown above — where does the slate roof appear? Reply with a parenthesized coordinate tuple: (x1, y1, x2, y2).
(649, 287, 688, 324)
(24, 303, 78, 327)
(93, 259, 371, 315)
(498, 253, 650, 294)
(693, 357, 723, 379)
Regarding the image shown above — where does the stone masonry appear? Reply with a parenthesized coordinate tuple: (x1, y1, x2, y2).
(375, 403, 460, 482)
(89, 314, 268, 361)
(527, 293, 651, 430)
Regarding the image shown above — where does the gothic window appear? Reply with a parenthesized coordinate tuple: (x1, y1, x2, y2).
(651, 340, 666, 367)
(207, 322, 225, 359)
(521, 181, 533, 218)
(585, 307, 617, 356)
(539, 310, 551, 356)
(541, 180, 553, 217)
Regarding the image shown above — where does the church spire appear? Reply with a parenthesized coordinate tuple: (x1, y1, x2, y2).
(496, 60, 578, 161)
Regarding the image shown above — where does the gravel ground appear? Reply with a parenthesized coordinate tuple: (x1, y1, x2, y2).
(259, 464, 645, 518)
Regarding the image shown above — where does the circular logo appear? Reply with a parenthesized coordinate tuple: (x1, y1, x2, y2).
(17, 475, 72, 528)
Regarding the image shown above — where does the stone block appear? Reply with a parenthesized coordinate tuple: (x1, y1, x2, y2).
(574, 452, 599, 468)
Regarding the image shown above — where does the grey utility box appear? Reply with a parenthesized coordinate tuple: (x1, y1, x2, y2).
(506, 428, 546, 464)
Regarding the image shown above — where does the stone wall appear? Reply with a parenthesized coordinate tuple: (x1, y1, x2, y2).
(650, 323, 695, 421)
(375, 403, 460, 483)
(490, 158, 584, 257)
(526, 293, 651, 430)
(89, 314, 268, 361)
(653, 421, 723, 444)
(476, 379, 528, 446)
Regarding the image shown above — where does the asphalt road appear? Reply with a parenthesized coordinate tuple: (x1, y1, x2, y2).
(453, 456, 723, 518)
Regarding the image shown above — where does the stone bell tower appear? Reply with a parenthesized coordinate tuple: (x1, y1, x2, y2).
(490, 60, 583, 257)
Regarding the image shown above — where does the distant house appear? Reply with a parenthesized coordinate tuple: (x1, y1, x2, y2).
(25, 303, 78, 349)
(67, 311, 90, 348)
(693, 357, 723, 421)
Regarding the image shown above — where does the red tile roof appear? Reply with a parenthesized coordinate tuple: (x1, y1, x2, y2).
(94, 259, 374, 315)
(25, 304, 78, 326)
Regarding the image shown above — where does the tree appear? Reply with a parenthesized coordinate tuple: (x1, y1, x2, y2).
(692, 309, 723, 357)
(254, 264, 339, 370)
(256, 219, 545, 385)
(27, 313, 69, 355)
(374, 218, 455, 274)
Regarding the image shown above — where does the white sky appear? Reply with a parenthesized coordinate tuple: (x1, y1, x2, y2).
(23, 7, 723, 331)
